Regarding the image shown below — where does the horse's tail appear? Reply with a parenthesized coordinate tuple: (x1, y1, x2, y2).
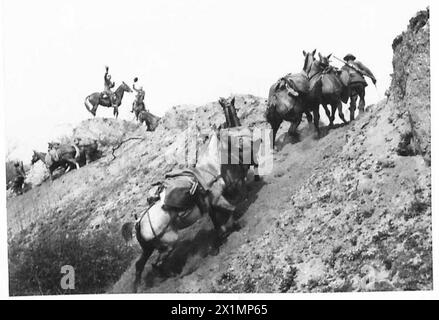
(84, 96, 95, 116)
(121, 222, 135, 242)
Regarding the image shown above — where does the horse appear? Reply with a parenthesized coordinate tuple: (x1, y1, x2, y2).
(31, 150, 48, 166)
(138, 110, 161, 131)
(121, 128, 247, 292)
(84, 82, 132, 118)
(316, 53, 349, 127)
(132, 98, 146, 121)
(217, 97, 262, 199)
(73, 138, 100, 164)
(266, 50, 322, 147)
(31, 149, 74, 180)
(44, 143, 85, 180)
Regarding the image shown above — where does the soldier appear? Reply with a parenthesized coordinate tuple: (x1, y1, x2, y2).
(342, 54, 377, 119)
(343, 54, 377, 85)
(103, 66, 116, 108)
(132, 77, 146, 112)
(13, 161, 26, 195)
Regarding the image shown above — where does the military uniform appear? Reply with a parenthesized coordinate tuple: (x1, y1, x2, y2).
(13, 162, 25, 194)
(132, 78, 146, 111)
(342, 54, 376, 119)
(103, 66, 116, 106)
(342, 54, 376, 86)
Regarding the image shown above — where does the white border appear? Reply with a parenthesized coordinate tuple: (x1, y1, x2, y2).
(1, 1, 438, 300)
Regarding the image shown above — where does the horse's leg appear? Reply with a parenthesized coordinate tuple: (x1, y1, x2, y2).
(334, 100, 348, 124)
(358, 86, 366, 113)
(349, 92, 358, 122)
(288, 115, 302, 138)
(85, 152, 90, 165)
(152, 229, 178, 273)
(113, 107, 119, 119)
(253, 165, 260, 182)
(270, 119, 282, 149)
(323, 104, 333, 127)
(153, 244, 177, 273)
(305, 111, 313, 128)
(312, 106, 321, 138)
(211, 194, 239, 244)
(134, 241, 155, 292)
(91, 102, 98, 117)
(66, 159, 80, 170)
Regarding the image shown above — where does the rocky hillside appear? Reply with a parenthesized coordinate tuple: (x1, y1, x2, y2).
(7, 9, 431, 295)
(7, 94, 268, 295)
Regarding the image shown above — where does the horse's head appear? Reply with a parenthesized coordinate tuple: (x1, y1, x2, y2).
(318, 52, 333, 71)
(121, 81, 133, 93)
(218, 96, 240, 127)
(31, 151, 38, 165)
(302, 49, 317, 75)
(218, 96, 235, 108)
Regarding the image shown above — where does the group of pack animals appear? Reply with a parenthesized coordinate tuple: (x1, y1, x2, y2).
(16, 51, 375, 290)
(119, 50, 376, 292)
(267, 50, 376, 146)
(30, 139, 100, 181)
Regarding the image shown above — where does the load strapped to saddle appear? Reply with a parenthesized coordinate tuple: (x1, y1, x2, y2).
(161, 165, 219, 211)
(270, 73, 310, 117)
(275, 73, 310, 97)
(219, 126, 258, 166)
(46, 142, 81, 166)
(340, 65, 368, 87)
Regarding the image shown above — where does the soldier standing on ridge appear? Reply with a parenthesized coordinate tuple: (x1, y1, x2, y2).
(103, 65, 116, 108)
(132, 77, 146, 112)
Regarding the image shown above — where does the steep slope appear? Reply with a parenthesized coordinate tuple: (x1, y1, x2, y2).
(113, 9, 432, 293)
(7, 95, 269, 295)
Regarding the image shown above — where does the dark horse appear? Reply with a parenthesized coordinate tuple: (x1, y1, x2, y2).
(218, 97, 261, 201)
(84, 82, 132, 118)
(266, 50, 322, 147)
(138, 110, 161, 131)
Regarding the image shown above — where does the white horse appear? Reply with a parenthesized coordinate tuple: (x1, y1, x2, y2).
(122, 128, 239, 292)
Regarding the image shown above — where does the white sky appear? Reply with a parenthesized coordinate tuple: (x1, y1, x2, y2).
(1, 0, 431, 161)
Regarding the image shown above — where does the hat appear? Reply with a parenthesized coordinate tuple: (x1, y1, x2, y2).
(134, 77, 138, 82)
(343, 54, 356, 61)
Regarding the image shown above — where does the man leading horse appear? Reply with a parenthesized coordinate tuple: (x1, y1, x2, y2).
(338, 53, 377, 120)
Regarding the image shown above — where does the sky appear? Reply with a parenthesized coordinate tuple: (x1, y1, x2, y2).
(1, 0, 431, 161)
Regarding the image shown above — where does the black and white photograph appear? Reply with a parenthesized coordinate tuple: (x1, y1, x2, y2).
(0, 0, 435, 299)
